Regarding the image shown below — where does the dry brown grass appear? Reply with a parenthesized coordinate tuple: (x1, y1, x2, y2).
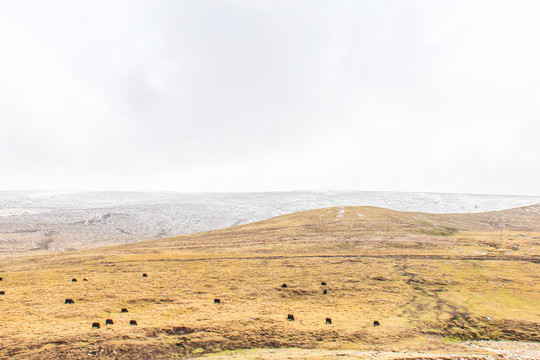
(0, 205, 539, 359)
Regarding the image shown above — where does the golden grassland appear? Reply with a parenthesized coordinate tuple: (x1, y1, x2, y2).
(0, 205, 539, 359)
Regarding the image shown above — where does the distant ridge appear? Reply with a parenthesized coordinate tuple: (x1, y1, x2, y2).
(1, 191, 539, 257)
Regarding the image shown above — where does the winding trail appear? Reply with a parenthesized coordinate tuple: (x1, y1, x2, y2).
(118, 253, 540, 264)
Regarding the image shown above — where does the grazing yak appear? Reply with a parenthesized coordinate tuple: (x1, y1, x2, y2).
(121, 308, 128, 313)
(321, 281, 327, 286)
(287, 314, 295, 321)
(281, 284, 287, 288)
(64, 298, 74, 304)
(0, 277, 3, 281)
(373, 320, 380, 326)
(0, 291, 4, 295)
(72, 278, 77, 282)
(214, 298, 221, 304)
(92, 322, 100, 329)
(326, 318, 332, 324)
(142, 273, 148, 278)
(105, 319, 114, 325)
(130, 320, 137, 326)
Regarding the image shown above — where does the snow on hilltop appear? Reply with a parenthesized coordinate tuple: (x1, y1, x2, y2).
(0, 190, 539, 256)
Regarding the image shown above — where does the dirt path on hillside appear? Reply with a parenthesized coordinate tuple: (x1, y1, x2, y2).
(133, 253, 540, 264)
(189, 343, 540, 359)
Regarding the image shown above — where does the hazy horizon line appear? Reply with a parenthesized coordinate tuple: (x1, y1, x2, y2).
(2, 188, 540, 198)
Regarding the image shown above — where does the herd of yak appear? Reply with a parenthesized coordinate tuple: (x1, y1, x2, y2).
(0, 274, 381, 329)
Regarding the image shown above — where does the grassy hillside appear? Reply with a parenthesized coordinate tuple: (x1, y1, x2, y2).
(0, 205, 539, 359)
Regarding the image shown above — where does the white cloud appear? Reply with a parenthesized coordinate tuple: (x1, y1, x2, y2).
(0, 1, 539, 195)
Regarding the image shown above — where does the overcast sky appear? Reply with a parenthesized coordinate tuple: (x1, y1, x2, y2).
(1, 1, 539, 195)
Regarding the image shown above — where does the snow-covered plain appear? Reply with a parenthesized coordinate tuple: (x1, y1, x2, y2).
(1, 190, 539, 256)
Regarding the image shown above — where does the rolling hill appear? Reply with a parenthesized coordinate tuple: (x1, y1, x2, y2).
(0, 205, 539, 359)
(2, 190, 539, 256)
